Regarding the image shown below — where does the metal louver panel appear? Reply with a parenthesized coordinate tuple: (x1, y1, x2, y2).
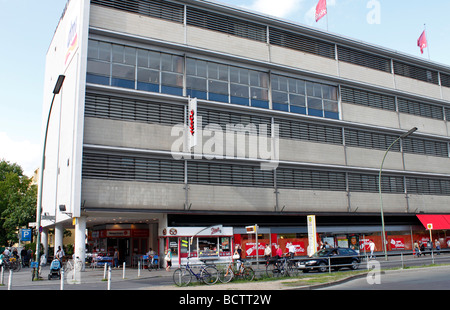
(186, 7, 267, 42)
(397, 98, 444, 120)
(187, 161, 274, 187)
(344, 129, 400, 152)
(91, 0, 184, 23)
(402, 138, 449, 158)
(276, 168, 346, 191)
(348, 173, 404, 193)
(269, 28, 335, 59)
(337, 46, 391, 72)
(276, 119, 342, 145)
(85, 93, 185, 126)
(82, 152, 185, 183)
(393, 61, 439, 85)
(406, 177, 450, 196)
(340, 87, 395, 111)
(440, 73, 450, 88)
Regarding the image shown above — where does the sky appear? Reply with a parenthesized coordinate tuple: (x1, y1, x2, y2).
(0, 0, 449, 177)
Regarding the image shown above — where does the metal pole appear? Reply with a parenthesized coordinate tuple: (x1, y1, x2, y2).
(378, 127, 417, 262)
(8, 270, 12, 290)
(35, 75, 65, 281)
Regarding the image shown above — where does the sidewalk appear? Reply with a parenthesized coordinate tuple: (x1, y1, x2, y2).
(0, 264, 171, 289)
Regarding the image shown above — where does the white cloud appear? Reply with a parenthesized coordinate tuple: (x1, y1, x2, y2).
(0, 132, 41, 177)
(242, 0, 305, 19)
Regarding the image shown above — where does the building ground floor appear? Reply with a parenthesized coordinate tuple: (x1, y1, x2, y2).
(40, 212, 450, 269)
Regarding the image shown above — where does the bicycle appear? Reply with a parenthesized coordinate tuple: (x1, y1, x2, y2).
(173, 257, 219, 286)
(2, 256, 22, 272)
(266, 255, 298, 278)
(218, 260, 255, 283)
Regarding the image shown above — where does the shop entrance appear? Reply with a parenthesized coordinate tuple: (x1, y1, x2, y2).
(107, 238, 129, 265)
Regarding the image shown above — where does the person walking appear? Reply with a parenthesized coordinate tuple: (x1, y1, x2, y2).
(165, 249, 172, 272)
(368, 240, 376, 259)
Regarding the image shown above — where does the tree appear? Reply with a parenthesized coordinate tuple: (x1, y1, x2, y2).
(0, 160, 37, 245)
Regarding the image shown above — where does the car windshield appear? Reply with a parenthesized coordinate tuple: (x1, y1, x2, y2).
(311, 249, 334, 257)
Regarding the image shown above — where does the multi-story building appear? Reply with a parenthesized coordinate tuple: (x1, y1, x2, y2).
(40, 0, 450, 266)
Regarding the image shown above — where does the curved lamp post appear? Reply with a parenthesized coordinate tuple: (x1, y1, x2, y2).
(379, 126, 417, 261)
(34, 75, 65, 280)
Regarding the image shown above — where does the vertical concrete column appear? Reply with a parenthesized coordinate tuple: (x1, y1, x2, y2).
(74, 216, 87, 271)
(54, 223, 64, 257)
(41, 228, 49, 263)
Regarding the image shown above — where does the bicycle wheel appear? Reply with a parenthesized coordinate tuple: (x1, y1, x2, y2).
(218, 266, 234, 283)
(287, 261, 299, 277)
(201, 265, 219, 285)
(266, 263, 279, 278)
(242, 267, 255, 281)
(173, 267, 191, 287)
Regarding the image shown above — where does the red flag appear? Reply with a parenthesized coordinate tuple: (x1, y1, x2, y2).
(417, 30, 427, 54)
(315, 0, 327, 22)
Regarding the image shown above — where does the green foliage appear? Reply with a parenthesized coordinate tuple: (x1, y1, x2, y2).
(0, 159, 37, 245)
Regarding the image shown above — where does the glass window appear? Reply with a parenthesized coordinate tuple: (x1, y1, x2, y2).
(198, 237, 219, 258)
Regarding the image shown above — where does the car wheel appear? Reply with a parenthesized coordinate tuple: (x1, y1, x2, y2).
(351, 259, 359, 270)
(318, 262, 328, 273)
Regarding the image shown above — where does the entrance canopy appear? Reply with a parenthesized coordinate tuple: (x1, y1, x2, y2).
(417, 214, 450, 230)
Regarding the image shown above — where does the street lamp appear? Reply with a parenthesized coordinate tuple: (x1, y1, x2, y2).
(378, 126, 417, 261)
(34, 75, 65, 280)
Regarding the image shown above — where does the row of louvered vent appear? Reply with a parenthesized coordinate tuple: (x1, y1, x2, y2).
(81, 151, 450, 195)
(91, 0, 450, 83)
(84, 93, 449, 158)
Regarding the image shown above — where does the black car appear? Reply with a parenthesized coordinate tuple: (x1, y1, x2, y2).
(297, 248, 360, 273)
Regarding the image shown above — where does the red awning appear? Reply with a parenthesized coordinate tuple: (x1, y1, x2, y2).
(417, 214, 450, 230)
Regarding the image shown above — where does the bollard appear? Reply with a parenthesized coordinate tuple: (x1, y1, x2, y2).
(8, 270, 12, 290)
(400, 253, 404, 269)
(107, 265, 111, 290)
(138, 261, 141, 277)
(61, 269, 64, 290)
(103, 263, 107, 280)
(123, 262, 126, 279)
(1, 266, 3, 285)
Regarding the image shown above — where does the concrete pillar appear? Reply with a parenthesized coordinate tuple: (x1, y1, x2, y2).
(54, 223, 64, 257)
(74, 216, 87, 271)
(41, 228, 49, 264)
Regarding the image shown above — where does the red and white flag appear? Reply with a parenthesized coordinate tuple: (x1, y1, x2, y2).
(417, 30, 427, 54)
(315, 0, 327, 22)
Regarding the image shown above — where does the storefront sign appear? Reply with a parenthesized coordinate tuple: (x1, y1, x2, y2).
(106, 230, 131, 237)
(390, 238, 405, 250)
(244, 242, 265, 257)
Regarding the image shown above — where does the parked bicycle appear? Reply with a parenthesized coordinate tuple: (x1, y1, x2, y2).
(266, 255, 299, 278)
(1, 256, 22, 272)
(173, 257, 219, 286)
(218, 260, 255, 283)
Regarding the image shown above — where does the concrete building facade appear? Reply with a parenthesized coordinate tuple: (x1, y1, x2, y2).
(40, 0, 450, 266)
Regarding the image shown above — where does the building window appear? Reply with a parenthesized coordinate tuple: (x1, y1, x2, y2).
(272, 74, 339, 119)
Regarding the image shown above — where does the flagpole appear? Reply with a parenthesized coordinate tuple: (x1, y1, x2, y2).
(424, 24, 430, 60)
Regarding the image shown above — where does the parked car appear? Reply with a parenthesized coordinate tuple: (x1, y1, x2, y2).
(298, 248, 360, 273)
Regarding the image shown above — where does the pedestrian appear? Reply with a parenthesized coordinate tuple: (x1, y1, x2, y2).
(435, 239, 441, 255)
(113, 248, 119, 268)
(368, 239, 376, 259)
(165, 248, 172, 272)
(288, 242, 295, 259)
(413, 240, 420, 257)
(233, 244, 243, 271)
(264, 244, 271, 262)
(56, 246, 65, 262)
(420, 241, 425, 256)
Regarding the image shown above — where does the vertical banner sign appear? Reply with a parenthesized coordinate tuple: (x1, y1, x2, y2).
(188, 97, 198, 149)
(307, 215, 317, 257)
